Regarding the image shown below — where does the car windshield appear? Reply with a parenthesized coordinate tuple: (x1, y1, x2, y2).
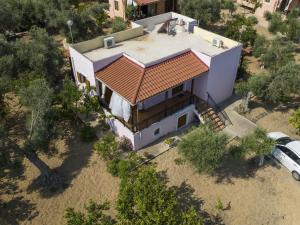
(276, 137, 294, 145)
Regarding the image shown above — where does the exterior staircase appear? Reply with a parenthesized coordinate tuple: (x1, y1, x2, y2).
(194, 98, 226, 131)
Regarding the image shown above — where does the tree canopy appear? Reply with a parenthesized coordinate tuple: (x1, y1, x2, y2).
(224, 14, 258, 47)
(179, 0, 221, 27)
(178, 125, 228, 173)
(265, 9, 300, 43)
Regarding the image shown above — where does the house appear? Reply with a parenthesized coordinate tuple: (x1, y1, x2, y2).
(108, 0, 177, 20)
(237, 0, 300, 18)
(69, 12, 242, 150)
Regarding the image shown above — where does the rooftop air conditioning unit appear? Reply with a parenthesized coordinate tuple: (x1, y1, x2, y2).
(212, 38, 223, 48)
(104, 37, 115, 49)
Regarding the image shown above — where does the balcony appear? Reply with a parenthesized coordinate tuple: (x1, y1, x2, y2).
(102, 91, 197, 132)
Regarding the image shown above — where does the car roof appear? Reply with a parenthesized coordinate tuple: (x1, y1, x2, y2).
(286, 141, 300, 157)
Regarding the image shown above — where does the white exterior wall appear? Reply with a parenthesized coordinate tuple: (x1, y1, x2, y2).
(133, 104, 196, 149)
(69, 47, 95, 86)
(205, 45, 242, 104)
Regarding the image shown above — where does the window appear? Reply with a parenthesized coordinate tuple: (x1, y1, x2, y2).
(177, 114, 187, 129)
(277, 146, 300, 166)
(114, 1, 119, 10)
(172, 84, 184, 96)
(77, 72, 86, 83)
(276, 137, 294, 146)
(154, 128, 160, 136)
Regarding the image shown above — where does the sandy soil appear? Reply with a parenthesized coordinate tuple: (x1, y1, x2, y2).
(154, 149, 300, 225)
(1, 134, 120, 225)
(245, 101, 300, 139)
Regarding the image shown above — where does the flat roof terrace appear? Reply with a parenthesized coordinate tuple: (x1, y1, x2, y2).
(74, 13, 241, 66)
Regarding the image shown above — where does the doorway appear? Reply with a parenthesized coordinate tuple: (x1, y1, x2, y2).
(177, 114, 187, 129)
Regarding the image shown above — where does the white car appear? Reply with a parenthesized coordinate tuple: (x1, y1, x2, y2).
(268, 132, 300, 181)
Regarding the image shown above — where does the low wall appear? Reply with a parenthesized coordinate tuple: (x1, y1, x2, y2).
(194, 27, 240, 50)
(72, 26, 144, 54)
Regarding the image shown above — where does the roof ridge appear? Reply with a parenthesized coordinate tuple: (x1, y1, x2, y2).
(133, 68, 146, 104)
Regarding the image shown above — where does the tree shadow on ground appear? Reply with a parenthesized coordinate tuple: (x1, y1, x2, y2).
(173, 181, 224, 225)
(1, 169, 38, 225)
(26, 129, 95, 198)
(248, 97, 300, 113)
(0, 196, 38, 225)
(212, 154, 281, 184)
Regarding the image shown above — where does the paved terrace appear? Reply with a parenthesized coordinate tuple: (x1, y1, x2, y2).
(81, 13, 241, 66)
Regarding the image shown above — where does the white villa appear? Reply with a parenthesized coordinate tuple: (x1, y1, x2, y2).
(68, 12, 242, 150)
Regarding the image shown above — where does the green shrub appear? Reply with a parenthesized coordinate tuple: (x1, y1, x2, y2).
(112, 17, 127, 33)
(289, 107, 300, 133)
(94, 132, 119, 160)
(80, 125, 97, 142)
(107, 153, 140, 178)
(178, 126, 228, 173)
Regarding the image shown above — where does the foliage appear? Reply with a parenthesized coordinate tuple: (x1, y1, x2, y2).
(80, 88, 102, 117)
(252, 35, 267, 58)
(236, 61, 300, 104)
(0, 77, 11, 118)
(223, 0, 236, 16)
(239, 128, 275, 158)
(94, 132, 119, 161)
(265, 9, 300, 43)
(260, 38, 295, 72)
(80, 125, 97, 142)
(112, 17, 127, 33)
(178, 126, 228, 173)
(19, 78, 54, 146)
(0, 0, 109, 42)
(65, 200, 115, 225)
(58, 77, 82, 115)
(215, 197, 224, 211)
(224, 14, 258, 47)
(289, 108, 300, 133)
(235, 81, 250, 97)
(117, 166, 204, 224)
(107, 153, 140, 178)
(179, 0, 221, 27)
(0, 27, 64, 84)
(126, 5, 138, 21)
(118, 136, 133, 152)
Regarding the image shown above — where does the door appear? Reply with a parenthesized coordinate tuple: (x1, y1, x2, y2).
(177, 114, 187, 129)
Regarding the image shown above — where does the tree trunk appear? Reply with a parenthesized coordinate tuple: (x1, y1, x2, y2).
(23, 150, 52, 178)
(258, 155, 265, 167)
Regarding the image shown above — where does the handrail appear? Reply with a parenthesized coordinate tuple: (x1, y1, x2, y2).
(206, 92, 232, 126)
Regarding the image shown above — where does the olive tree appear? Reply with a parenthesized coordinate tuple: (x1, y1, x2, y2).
(178, 126, 228, 173)
(179, 0, 221, 27)
(239, 128, 275, 166)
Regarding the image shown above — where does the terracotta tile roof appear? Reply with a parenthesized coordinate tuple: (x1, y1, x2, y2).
(95, 51, 208, 104)
(134, 0, 160, 5)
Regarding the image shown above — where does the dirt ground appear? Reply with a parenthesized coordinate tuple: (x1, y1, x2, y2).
(154, 149, 300, 225)
(1, 138, 120, 225)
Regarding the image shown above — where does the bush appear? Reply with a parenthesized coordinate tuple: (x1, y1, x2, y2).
(107, 153, 140, 178)
(94, 132, 119, 160)
(112, 17, 127, 33)
(178, 126, 228, 173)
(118, 136, 133, 152)
(80, 125, 97, 142)
(289, 108, 300, 133)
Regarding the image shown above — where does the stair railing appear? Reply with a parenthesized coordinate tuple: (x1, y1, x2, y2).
(206, 92, 232, 126)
